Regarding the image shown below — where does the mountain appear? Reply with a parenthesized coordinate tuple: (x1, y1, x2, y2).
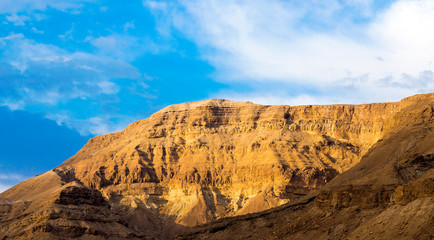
(178, 93, 434, 240)
(0, 93, 432, 239)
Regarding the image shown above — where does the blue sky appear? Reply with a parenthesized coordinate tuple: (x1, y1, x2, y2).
(0, 0, 433, 192)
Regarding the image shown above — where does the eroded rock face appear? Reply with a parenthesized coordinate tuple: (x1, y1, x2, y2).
(176, 94, 434, 240)
(57, 100, 389, 227)
(0, 93, 432, 239)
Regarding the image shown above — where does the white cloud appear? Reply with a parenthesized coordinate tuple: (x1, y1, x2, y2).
(0, 33, 24, 45)
(5, 13, 30, 26)
(0, 173, 24, 181)
(46, 112, 135, 136)
(0, 99, 25, 110)
(31, 27, 44, 34)
(143, 1, 167, 11)
(0, 34, 140, 104)
(147, 0, 434, 104)
(89, 34, 139, 60)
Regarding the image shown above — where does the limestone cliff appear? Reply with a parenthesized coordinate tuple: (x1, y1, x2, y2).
(178, 93, 434, 240)
(0, 93, 432, 239)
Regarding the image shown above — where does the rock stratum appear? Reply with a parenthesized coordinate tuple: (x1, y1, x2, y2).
(0, 93, 433, 239)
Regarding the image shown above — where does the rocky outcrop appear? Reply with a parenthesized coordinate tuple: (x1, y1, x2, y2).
(0, 183, 141, 239)
(0, 93, 432, 239)
(55, 185, 107, 206)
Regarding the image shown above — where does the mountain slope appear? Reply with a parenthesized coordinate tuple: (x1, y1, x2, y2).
(0, 93, 432, 239)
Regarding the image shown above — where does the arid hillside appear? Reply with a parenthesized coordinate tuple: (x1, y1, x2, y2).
(0, 93, 432, 239)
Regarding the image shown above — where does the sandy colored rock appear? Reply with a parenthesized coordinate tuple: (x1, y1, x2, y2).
(0, 93, 433, 239)
(177, 93, 434, 240)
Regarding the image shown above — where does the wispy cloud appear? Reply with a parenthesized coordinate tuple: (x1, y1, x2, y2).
(0, 34, 140, 103)
(0, 172, 26, 193)
(58, 25, 75, 41)
(88, 34, 168, 61)
(31, 27, 44, 34)
(0, 183, 11, 193)
(0, 0, 95, 14)
(45, 111, 137, 136)
(5, 13, 30, 26)
(123, 21, 135, 31)
(146, 0, 434, 104)
(0, 33, 24, 44)
(0, 173, 24, 181)
(144, 1, 168, 11)
(0, 34, 144, 135)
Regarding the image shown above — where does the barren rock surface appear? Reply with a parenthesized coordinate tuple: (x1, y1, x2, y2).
(0, 93, 432, 239)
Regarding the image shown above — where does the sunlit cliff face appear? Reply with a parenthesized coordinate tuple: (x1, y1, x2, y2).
(1, 93, 432, 239)
(48, 99, 403, 224)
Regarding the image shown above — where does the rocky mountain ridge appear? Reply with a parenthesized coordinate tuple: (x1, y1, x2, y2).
(178, 93, 434, 239)
(0, 93, 432, 239)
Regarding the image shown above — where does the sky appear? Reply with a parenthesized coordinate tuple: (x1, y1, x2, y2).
(0, 0, 433, 192)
